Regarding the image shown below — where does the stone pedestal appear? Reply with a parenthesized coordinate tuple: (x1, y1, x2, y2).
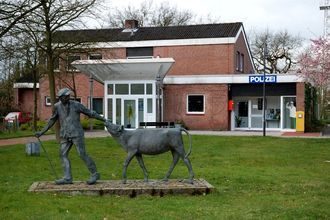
(28, 179, 214, 197)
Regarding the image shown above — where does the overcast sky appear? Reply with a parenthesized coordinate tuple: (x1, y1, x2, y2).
(104, 0, 325, 41)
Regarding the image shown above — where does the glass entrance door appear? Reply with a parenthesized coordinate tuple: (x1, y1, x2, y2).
(124, 100, 136, 128)
(282, 96, 296, 130)
(236, 101, 249, 128)
(250, 98, 263, 128)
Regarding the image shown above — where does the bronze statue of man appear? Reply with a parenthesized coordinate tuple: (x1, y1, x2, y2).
(35, 88, 106, 185)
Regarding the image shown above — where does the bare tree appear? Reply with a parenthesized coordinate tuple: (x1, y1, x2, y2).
(17, 0, 99, 109)
(250, 29, 302, 73)
(0, 0, 42, 38)
(1, 0, 100, 137)
(106, 0, 196, 27)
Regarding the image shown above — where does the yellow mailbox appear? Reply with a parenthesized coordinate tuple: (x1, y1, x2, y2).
(296, 111, 305, 132)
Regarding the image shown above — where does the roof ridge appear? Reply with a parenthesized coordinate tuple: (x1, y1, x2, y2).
(57, 22, 242, 32)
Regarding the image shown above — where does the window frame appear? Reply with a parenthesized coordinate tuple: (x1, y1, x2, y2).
(45, 96, 52, 106)
(66, 54, 81, 71)
(240, 53, 244, 72)
(236, 51, 240, 71)
(88, 53, 102, 60)
(236, 51, 244, 72)
(126, 47, 154, 59)
(186, 94, 205, 114)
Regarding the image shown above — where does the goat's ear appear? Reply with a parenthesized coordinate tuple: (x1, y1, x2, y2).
(117, 125, 124, 132)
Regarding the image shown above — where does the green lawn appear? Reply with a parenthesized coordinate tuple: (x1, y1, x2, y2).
(0, 130, 54, 140)
(0, 135, 329, 219)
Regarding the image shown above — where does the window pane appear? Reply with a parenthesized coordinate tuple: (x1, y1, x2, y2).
(240, 54, 244, 72)
(107, 98, 113, 123)
(138, 98, 144, 123)
(115, 84, 129, 94)
(236, 51, 240, 71)
(126, 47, 153, 57)
(93, 98, 103, 114)
(131, 84, 144, 94)
(283, 97, 296, 129)
(67, 55, 80, 70)
(147, 98, 153, 113)
(238, 101, 248, 117)
(188, 95, 204, 113)
(107, 84, 113, 95)
(89, 53, 102, 60)
(116, 98, 121, 125)
(146, 83, 153, 94)
(124, 100, 136, 128)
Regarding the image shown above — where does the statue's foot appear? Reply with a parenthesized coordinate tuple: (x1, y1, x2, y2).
(121, 179, 127, 184)
(87, 172, 100, 185)
(55, 178, 73, 185)
(162, 177, 169, 182)
(144, 177, 149, 182)
(183, 179, 194, 185)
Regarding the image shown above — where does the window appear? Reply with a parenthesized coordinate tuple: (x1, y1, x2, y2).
(126, 47, 153, 58)
(45, 96, 59, 106)
(187, 95, 205, 114)
(107, 84, 113, 94)
(236, 51, 241, 71)
(236, 51, 244, 72)
(89, 53, 102, 60)
(240, 53, 244, 72)
(146, 83, 153, 94)
(131, 84, 144, 94)
(147, 98, 153, 113)
(67, 55, 80, 71)
(45, 97, 52, 106)
(115, 84, 129, 94)
(238, 101, 248, 117)
(92, 98, 103, 115)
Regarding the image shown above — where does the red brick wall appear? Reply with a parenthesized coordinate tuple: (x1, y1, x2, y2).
(296, 82, 305, 112)
(234, 32, 254, 74)
(154, 44, 234, 75)
(14, 88, 36, 113)
(39, 73, 104, 120)
(163, 84, 229, 130)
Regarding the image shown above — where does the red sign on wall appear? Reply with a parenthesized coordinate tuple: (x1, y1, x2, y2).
(228, 100, 234, 111)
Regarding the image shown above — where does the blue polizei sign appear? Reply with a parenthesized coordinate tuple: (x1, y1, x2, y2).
(249, 75, 277, 84)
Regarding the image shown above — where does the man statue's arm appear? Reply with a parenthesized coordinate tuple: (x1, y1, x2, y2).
(35, 107, 58, 137)
(78, 102, 106, 122)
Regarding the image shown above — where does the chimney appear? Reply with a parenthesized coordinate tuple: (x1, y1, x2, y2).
(124, 20, 139, 29)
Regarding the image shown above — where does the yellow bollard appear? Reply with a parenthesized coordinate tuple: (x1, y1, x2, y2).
(296, 111, 305, 132)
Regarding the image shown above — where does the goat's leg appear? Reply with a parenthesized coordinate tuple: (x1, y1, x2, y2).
(177, 148, 194, 184)
(136, 154, 149, 182)
(122, 151, 136, 184)
(163, 151, 180, 181)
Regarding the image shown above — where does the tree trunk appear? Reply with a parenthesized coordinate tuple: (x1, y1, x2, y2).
(45, 20, 59, 141)
(32, 67, 38, 131)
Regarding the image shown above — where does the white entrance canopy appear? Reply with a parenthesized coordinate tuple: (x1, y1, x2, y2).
(72, 58, 175, 82)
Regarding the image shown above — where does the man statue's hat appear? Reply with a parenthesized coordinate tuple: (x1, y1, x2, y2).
(57, 88, 72, 97)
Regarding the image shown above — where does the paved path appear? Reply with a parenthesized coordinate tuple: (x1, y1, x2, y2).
(0, 131, 110, 147)
(0, 129, 326, 147)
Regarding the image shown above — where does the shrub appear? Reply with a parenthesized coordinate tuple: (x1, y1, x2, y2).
(36, 120, 47, 131)
(20, 123, 31, 131)
(81, 118, 104, 130)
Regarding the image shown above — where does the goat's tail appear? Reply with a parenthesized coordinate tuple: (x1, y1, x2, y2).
(181, 128, 192, 159)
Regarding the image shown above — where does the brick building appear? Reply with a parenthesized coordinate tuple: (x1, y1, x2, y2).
(16, 20, 304, 131)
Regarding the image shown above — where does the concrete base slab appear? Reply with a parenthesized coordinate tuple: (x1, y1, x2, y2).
(28, 179, 214, 197)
